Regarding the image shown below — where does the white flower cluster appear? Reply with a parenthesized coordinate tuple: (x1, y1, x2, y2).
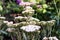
(3, 21, 20, 27)
(15, 16, 40, 22)
(43, 36, 58, 40)
(15, 16, 27, 21)
(4, 21, 13, 27)
(0, 17, 5, 20)
(43, 37, 48, 40)
(19, 2, 35, 6)
(49, 37, 58, 40)
(20, 25, 41, 32)
(22, 6, 34, 16)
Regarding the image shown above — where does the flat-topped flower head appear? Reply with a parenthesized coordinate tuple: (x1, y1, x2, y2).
(3, 21, 8, 24)
(0, 17, 5, 20)
(6, 21, 13, 27)
(49, 36, 58, 40)
(20, 25, 41, 32)
(43, 37, 48, 40)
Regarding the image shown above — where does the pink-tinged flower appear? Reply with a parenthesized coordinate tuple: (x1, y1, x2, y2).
(6, 21, 13, 27)
(20, 25, 41, 32)
(19, 2, 35, 6)
(37, 5, 42, 8)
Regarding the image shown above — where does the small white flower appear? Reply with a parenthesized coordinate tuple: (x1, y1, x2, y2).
(7, 21, 13, 27)
(6, 28, 15, 32)
(49, 36, 58, 40)
(3, 21, 8, 23)
(53, 37, 58, 40)
(0, 17, 5, 19)
(22, 6, 34, 16)
(20, 25, 41, 32)
(49, 37, 53, 40)
(19, 2, 31, 6)
(43, 37, 48, 40)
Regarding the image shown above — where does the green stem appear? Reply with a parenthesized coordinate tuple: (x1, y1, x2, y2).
(53, 0, 59, 25)
(36, 13, 37, 18)
(16, 28, 21, 40)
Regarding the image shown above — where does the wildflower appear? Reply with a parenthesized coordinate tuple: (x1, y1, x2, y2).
(49, 37, 53, 40)
(0, 17, 5, 20)
(3, 21, 8, 24)
(53, 36, 58, 40)
(43, 37, 48, 40)
(49, 36, 58, 40)
(7, 21, 13, 27)
(19, 2, 31, 6)
(19, 1, 36, 6)
(6, 28, 15, 32)
(20, 25, 41, 32)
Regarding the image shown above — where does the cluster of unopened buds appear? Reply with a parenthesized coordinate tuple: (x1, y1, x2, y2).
(22, 6, 34, 16)
(37, 20, 56, 26)
(3, 21, 19, 27)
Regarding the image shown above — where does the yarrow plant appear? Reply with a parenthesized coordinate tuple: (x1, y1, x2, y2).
(22, 6, 34, 16)
(20, 25, 41, 32)
(49, 36, 58, 40)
